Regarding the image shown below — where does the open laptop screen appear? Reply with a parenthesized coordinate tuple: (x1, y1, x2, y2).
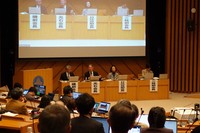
(92, 117, 109, 133)
(165, 119, 177, 133)
(34, 85, 46, 96)
(97, 102, 110, 113)
(72, 92, 81, 99)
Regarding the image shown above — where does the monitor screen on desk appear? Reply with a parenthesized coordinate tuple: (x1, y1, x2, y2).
(34, 85, 46, 97)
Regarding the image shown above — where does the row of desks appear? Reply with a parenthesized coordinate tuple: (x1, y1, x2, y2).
(60, 79, 170, 102)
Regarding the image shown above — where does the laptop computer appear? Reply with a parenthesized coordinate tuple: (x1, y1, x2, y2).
(165, 119, 177, 133)
(109, 126, 141, 133)
(159, 74, 168, 79)
(90, 76, 101, 81)
(144, 73, 154, 79)
(96, 101, 111, 114)
(133, 10, 144, 16)
(23, 89, 29, 95)
(118, 75, 128, 80)
(83, 8, 98, 15)
(34, 85, 46, 97)
(54, 8, 66, 15)
(29, 7, 41, 14)
(72, 92, 81, 99)
(92, 117, 109, 133)
(69, 76, 79, 82)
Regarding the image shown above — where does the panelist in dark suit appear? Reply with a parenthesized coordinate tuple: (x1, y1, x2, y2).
(141, 106, 173, 133)
(70, 93, 104, 133)
(60, 65, 75, 81)
(84, 64, 99, 80)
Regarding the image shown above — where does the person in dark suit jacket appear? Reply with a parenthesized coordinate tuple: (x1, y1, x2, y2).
(70, 93, 104, 133)
(60, 65, 75, 81)
(84, 64, 99, 80)
(141, 106, 173, 133)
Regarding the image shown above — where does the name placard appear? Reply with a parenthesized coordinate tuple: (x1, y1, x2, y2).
(87, 16, 97, 30)
(56, 15, 66, 29)
(119, 80, 127, 93)
(122, 16, 132, 30)
(30, 14, 41, 29)
(69, 82, 78, 92)
(150, 80, 158, 92)
(91, 81, 100, 94)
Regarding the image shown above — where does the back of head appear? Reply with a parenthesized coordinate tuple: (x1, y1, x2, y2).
(63, 85, 73, 95)
(39, 104, 71, 133)
(38, 95, 51, 108)
(109, 103, 136, 133)
(148, 106, 166, 128)
(14, 82, 23, 89)
(117, 99, 131, 107)
(131, 104, 139, 117)
(28, 86, 37, 95)
(75, 93, 95, 115)
(11, 87, 23, 100)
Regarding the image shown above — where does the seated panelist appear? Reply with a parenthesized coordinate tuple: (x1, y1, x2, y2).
(107, 65, 119, 80)
(60, 65, 75, 81)
(84, 64, 99, 80)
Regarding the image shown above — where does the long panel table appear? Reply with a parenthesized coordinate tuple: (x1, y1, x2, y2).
(60, 79, 170, 102)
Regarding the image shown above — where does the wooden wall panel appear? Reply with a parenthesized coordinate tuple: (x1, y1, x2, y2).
(13, 58, 146, 93)
(166, 0, 200, 92)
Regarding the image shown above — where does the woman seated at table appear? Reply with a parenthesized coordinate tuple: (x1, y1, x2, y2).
(107, 65, 119, 80)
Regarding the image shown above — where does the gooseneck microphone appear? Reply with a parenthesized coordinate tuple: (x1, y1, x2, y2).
(136, 108, 144, 126)
(180, 109, 186, 127)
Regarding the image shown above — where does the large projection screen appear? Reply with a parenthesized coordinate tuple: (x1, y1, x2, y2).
(18, 0, 146, 58)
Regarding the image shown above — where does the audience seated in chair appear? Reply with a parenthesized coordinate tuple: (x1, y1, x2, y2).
(70, 93, 104, 133)
(141, 106, 173, 133)
(5, 87, 29, 115)
(38, 104, 71, 133)
(108, 101, 137, 133)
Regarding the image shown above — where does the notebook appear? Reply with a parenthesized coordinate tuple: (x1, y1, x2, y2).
(118, 75, 128, 80)
(69, 76, 79, 82)
(165, 119, 177, 133)
(90, 76, 101, 81)
(96, 101, 111, 114)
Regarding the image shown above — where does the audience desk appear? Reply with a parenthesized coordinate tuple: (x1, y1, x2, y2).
(60, 79, 170, 101)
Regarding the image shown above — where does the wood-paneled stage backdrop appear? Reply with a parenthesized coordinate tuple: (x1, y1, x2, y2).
(166, 0, 200, 92)
(13, 0, 200, 93)
(13, 58, 146, 93)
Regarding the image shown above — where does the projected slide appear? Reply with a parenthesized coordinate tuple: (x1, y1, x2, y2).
(18, 0, 146, 58)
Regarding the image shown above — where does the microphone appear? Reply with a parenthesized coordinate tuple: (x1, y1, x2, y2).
(179, 109, 186, 127)
(136, 108, 144, 126)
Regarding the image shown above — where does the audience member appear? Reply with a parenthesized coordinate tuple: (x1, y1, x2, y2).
(60, 85, 76, 112)
(13, 82, 23, 89)
(191, 126, 200, 133)
(107, 65, 119, 80)
(38, 95, 51, 109)
(70, 93, 104, 133)
(84, 64, 99, 80)
(108, 102, 136, 133)
(24, 86, 38, 101)
(141, 106, 173, 133)
(60, 65, 75, 81)
(38, 104, 71, 133)
(5, 87, 29, 115)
